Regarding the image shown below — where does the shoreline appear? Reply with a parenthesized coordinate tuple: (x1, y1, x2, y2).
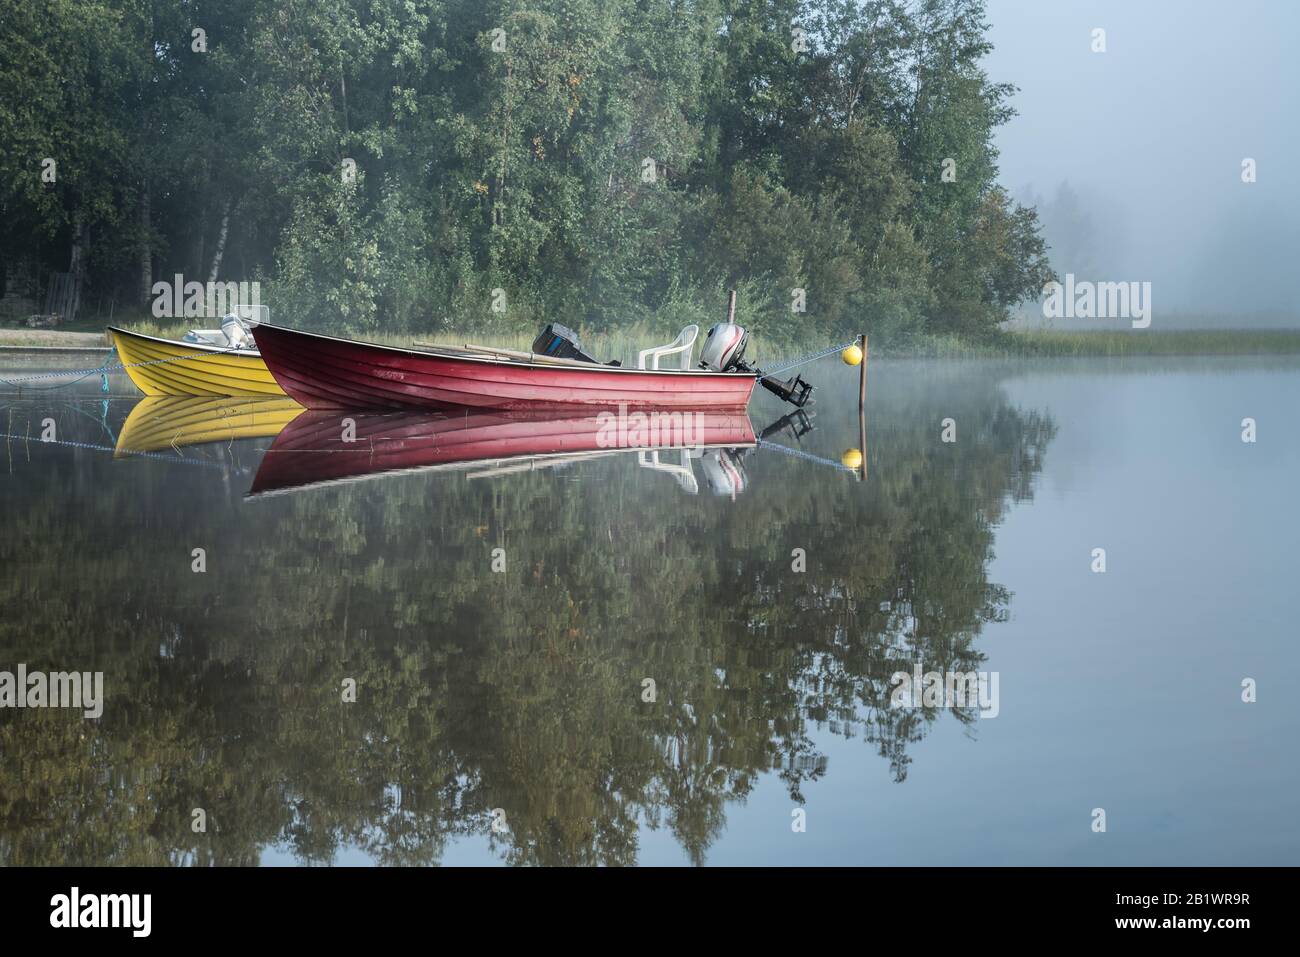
(0, 329, 112, 351)
(5, 325, 1299, 359)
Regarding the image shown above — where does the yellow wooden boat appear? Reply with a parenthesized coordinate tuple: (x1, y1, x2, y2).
(108, 326, 285, 396)
(114, 396, 302, 456)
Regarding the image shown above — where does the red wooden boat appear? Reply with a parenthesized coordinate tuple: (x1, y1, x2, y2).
(247, 407, 756, 497)
(250, 324, 758, 411)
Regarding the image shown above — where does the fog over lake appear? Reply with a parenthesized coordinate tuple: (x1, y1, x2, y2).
(985, 0, 1300, 324)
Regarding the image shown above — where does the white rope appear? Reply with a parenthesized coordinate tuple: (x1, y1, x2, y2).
(756, 438, 857, 472)
(0, 431, 231, 468)
(758, 339, 858, 379)
(0, 345, 243, 389)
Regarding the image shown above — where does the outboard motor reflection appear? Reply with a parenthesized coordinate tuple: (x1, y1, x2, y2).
(700, 448, 748, 496)
(701, 407, 815, 496)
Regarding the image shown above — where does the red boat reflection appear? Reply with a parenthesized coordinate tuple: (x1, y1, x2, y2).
(247, 406, 757, 498)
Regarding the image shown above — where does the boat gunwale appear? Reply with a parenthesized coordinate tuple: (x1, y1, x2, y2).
(108, 325, 262, 358)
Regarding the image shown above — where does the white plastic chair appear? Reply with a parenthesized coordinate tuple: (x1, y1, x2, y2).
(637, 448, 701, 494)
(637, 325, 698, 370)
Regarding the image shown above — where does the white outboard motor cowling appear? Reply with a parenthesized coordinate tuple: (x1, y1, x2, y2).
(699, 322, 749, 372)
(220, 312, 253, 349)
(700, 449, 748, 496)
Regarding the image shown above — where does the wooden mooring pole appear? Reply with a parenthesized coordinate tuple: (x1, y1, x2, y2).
(858, 333, 867, 482)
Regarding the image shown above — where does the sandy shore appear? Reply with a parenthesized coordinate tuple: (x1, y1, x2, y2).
(0, 328, 112, 350)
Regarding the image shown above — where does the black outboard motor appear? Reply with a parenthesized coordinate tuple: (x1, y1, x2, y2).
(699, 322, 814, 408)
(758, 371, 814, 408)
(532, 323, 622, 366)
(532, 323, 598, 363)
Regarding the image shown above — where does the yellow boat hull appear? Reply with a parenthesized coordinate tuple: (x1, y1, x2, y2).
(115, 396, 302, 456)
(108, 327, 285, 396)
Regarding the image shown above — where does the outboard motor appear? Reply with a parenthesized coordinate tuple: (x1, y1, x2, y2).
(531, 323, 621, 365)
(699, 322, 814, 408)
(221, 312, 253, 349)
(699, 322, 751, 373)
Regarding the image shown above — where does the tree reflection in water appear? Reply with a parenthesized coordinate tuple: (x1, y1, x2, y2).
(0, 362, 1054, 865)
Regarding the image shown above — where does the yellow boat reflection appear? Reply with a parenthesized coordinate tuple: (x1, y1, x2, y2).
(114, 396, 301, 456)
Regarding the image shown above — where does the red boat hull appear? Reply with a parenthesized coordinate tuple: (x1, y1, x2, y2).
(250, 324, 757, 411)
(247, 407, 756, 496)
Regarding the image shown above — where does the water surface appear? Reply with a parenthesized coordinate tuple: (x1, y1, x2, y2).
(1, 356, 1296, 865)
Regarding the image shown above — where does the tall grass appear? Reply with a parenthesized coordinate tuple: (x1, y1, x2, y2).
(996, 329, 1300, 357)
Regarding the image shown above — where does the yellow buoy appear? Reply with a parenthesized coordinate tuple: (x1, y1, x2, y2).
(841, 344, 863, 366)
(841, 448, 863, 470)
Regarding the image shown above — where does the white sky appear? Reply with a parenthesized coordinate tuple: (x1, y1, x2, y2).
(983, 0, 1299, 316)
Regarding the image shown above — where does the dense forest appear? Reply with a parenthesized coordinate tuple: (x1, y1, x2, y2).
(0, 0, 1053, 343)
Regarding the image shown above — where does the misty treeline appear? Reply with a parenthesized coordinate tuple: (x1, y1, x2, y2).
(0, 0, 1054, 343)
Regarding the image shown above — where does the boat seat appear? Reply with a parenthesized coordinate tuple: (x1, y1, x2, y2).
(637, 325, 698, 370)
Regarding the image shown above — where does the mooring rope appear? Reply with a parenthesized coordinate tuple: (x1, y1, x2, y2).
(756, 437, 857, 472)
(0, 368, 110, 391)
(0, 431, 232, 468)
(0, 345, 243, 390)
(758, 339, 858, 379)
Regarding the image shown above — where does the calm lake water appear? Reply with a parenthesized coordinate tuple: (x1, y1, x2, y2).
(2, 355, 1297, 866)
